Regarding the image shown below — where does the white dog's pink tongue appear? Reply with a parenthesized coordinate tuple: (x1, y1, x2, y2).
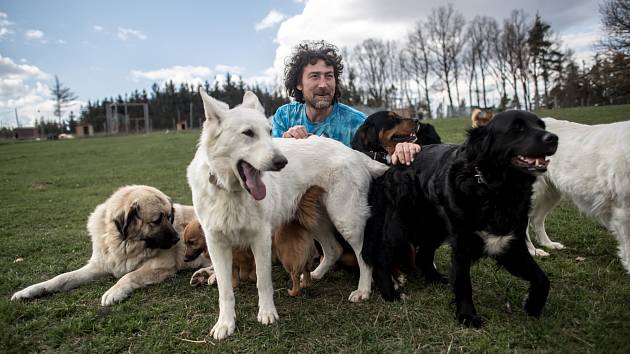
(243, 163, 266, 200)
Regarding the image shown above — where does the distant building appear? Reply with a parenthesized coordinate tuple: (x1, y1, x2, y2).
(176, 120, 188, 131)
(14, 127, 39, 140)
(75, 123, 94, 137)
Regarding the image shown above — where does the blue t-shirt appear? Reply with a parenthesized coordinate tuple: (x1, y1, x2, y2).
(272, 101, 366, 147)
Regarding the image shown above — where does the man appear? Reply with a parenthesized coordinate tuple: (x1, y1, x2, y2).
(272, 40, 419, 165)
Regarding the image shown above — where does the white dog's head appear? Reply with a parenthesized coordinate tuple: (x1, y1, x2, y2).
(199, 89, 287, 201)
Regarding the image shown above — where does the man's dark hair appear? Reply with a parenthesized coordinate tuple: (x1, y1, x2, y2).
(284, 40, 343, 103)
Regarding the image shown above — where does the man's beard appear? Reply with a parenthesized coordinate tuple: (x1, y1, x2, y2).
(314, 98, 331, 109)
(309, 93, 332, 110)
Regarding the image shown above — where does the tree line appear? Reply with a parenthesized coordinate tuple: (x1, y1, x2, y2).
(341, 1, 629, 118)
(77, 73, 286, 133)
(18, 0, 628, 138)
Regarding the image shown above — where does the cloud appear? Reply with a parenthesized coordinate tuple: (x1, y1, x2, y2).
(0, 54, 49, 80)
(214, 64, 243, 74)
(130, 65, 212, 86)
(24, 29, 44, 40)
(0, 12, 11, 40)
(93, 25, 103, 32)
(0, 54, 82, 127)
(57, 39, 66, 45)
(267, 0, 601, 88)
(560, 26, 602, 64)
(117, 27, 147, 41)
(255, 10, 287, 31)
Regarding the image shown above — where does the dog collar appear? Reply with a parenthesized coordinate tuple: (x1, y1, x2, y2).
(208, 171, 225, 190)
(368, 151, 391, 165)
(474, 166, 487, 184)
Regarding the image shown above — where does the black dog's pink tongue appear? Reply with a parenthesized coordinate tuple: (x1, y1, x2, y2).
(243, 162, 266, 201)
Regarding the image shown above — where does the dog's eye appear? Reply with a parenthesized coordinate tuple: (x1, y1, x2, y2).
(512, 121, 525, 132)
(242, 129, 254, 137)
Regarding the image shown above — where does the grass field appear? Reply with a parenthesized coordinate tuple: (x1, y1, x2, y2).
(1, 104, 629, 352)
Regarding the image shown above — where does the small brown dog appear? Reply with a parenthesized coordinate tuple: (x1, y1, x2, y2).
(272, 186, 323, 296)
(471, 108, 493, 128)
(183, 220, 256, 288)
(184, 186, 324, 297)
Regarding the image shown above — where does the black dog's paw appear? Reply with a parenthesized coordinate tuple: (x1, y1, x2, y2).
(380, 289, 402, 302)
(457, 312, 484, 328)
(524, 297, 545, 317)
(425, 273, 449, 285)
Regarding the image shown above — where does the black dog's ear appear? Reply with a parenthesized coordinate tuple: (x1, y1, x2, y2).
(351, 120, 376, 152)
(418, 123, 442, 145)
(466, 126, 493, 162)
(114, 201, 139, 240)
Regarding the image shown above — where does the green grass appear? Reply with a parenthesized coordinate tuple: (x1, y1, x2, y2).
(1, 105, 629, 353)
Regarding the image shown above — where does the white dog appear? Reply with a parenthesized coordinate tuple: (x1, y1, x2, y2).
(527, 118, 630, 272)
(187, 90, 387, 340)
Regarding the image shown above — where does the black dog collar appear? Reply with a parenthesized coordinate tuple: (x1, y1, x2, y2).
(368, 151, 391, 164)
(474, 166, 487, 184)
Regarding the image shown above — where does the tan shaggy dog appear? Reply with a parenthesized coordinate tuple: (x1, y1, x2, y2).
(11, 185, 211, 306)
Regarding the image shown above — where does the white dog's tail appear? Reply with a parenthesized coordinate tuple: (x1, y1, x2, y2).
(359, 153, 389, 178)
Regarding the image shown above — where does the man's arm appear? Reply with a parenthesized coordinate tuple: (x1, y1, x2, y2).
(272, 107, 310, 139)
(271, 110, 288, 138)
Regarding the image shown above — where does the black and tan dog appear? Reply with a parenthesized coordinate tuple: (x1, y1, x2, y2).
(362, 111, 558, 327)
(351, 111, 441, 164)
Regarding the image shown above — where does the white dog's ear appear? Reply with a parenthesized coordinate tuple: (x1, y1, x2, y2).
(241, 91, 265, 114)
(199, 89, 229, 123)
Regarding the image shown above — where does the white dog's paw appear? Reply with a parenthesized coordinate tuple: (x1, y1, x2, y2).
(257, 307, 279, 325)
(11, 288, 31, 301)
(207, 272, 217, 285)
(348, 289, 370, 302)
(309, 269, 324, 280)
(545, 241, 565, 250)
(210, 319, 236, 340)
(533, 248, 550, 257)
(101, 287, 128, 306)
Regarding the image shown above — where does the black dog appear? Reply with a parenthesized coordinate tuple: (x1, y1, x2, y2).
(351, 111, 441, 164)
(362, 110, 558, 327)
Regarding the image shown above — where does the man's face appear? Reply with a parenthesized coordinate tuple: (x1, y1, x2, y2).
(297, 59, 336, 110)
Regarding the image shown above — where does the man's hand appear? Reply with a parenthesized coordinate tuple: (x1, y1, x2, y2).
(282, 125, 309, 139)
(391, 142, 421, 166)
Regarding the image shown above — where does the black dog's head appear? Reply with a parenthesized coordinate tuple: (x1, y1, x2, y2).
(352, 111, 419, 155)
(466, 110, 558, 175)
(351, 111, 442, 160)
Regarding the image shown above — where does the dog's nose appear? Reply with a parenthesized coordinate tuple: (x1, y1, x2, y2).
(272, 156, 288, 171)
(542, 133, 558, 144)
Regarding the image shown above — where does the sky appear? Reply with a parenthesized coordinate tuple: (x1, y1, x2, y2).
(0, 0, 602, 127)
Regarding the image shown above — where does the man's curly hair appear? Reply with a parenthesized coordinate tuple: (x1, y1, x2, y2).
(284, 40, 343, 103)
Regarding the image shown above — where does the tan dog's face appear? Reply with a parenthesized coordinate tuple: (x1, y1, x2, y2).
(113, 189, 179, 250)
(378, 112, 418, 155)
(183, 221, 207, 262)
